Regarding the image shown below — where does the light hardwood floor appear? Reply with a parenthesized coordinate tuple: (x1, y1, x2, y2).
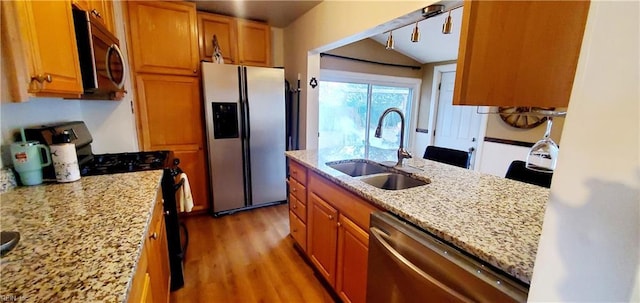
(170, 204, 335, 303)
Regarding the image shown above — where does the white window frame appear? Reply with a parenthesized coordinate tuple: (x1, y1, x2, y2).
(318, 69, 422, 153)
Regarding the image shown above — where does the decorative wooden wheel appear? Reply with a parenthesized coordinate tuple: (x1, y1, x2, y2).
(498, 107, 554, 129)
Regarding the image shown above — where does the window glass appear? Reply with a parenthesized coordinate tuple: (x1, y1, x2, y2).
(319, 80, 413, 160)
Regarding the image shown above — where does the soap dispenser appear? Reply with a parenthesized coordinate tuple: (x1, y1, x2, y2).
(50, 130, 80, 182)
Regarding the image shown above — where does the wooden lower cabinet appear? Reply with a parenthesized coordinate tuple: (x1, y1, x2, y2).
(336, 215, 369, 303)
(308, 193, 339, 286)
(128, 190, 170, 303)
(305, 169, 379, 303)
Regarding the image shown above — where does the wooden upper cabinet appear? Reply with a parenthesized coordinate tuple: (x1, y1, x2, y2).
(453, 1, 590, 107)
(197, 12, 238, 64)
(90, 0, 115, 34)
(197, 12, 271, 67)
(135, 74, 203, 149)
(6, 0, 83, 99)
(237, 19, 271, 67)
(74, 0, 115, 34)
(127, 1, 199, 76)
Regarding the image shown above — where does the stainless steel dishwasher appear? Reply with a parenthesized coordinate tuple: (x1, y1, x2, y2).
(367, 212, 529, 303)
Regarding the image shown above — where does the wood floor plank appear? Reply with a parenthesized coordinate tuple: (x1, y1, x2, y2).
(170, 204, 333, 303)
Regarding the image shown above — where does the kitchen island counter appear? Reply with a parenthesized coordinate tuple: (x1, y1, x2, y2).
(0, 170, 163, 302)
(286, 149, 549, 285)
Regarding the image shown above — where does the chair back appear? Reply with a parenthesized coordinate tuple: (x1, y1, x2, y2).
(423, 146, 470, 169)
(505, 160, 553, 188)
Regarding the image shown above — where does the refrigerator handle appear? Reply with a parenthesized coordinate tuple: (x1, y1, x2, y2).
(243, 66, 251, 140)
(237, 66, 247, 140)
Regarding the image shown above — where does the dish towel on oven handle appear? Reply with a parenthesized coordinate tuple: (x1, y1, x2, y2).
(178, 173, 194, 212)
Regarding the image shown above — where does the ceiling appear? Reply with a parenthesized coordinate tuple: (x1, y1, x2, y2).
(192, 0, 323, 28)
(191, 1, 461, 64)
(370, 7, 463, 64)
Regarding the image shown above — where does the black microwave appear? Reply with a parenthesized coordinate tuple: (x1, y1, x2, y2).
(72, 8, 126, 99)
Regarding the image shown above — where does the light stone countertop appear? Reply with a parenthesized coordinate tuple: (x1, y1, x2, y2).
(0, 170, 163, 302)
(286, 149, 550, 285)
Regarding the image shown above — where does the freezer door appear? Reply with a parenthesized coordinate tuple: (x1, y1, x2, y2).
(202, 63, 246, 213)
(245, 66, 286, 205)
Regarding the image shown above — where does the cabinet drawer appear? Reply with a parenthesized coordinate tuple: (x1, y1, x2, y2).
(289, 194, 307, 222)
(289, 159, 307, 185)
(289, 210, 307, 251)
(289, 177, 306, 203)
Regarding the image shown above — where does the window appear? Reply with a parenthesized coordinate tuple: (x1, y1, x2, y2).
(318, 71, 419, 160)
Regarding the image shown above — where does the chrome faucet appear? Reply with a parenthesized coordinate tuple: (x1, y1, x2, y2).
(374, 107, 412, 167)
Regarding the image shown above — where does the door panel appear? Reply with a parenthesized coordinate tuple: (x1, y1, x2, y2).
(201, 63, 245, 213)
(245, 67, 286, 205)
(172, 149, 209, 213)
(434, 71, 482, 167)
(308, 193, 338, 286)
(336, 215, 369, 303)
(127, 1, 199, 75)
(22, 0, 83, 95)
(198, 12, 238, 64)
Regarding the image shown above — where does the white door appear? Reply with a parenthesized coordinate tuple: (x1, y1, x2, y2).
(433, 71, 483, 168)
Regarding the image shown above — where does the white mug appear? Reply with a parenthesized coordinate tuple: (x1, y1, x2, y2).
(50, 143, 80, 183)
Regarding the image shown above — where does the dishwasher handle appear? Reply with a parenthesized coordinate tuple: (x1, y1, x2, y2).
(370, 227, 473, 303)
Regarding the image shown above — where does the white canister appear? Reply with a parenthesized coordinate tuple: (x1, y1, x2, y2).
(50, 143, 80, 182)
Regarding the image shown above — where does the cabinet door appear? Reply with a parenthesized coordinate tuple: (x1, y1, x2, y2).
(308, 192, 339, 286)
(127, 1, 199, 76)
(18, 0, 83, 97)
(236, 19, 271, 67)
(135, 74, 210, 212)
(146, 211, 170, 303)
(197, 12, 238, 64)
(454, 1, 590, 107)
(173, 149, 209, 212)
(336, 214, 369, 303)
(89, 0, 115, 34)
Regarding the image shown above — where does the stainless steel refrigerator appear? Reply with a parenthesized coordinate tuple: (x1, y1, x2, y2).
(202, 62, 286, 215)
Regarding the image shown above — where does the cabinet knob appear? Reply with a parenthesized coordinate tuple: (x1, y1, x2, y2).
(32, 74, 52, 83)
(292, 204, 297, 209)
(193, 69, 197, 74)
(292, 188, 296, 192)
(292, 228, 298, 232)
(149, 232, 158, 240)
(164, 210, 170, 215)
(91, 9, 102, 18)
(337, 222, 342, 227)
(328, 215, 334, 220)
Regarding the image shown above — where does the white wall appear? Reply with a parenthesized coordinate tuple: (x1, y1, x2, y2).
(529, 1, 640, 301)
(477, 141, 530, 177)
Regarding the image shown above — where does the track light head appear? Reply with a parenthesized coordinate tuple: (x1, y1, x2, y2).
(385, 31, 394, 49)
(411, 22, 420, 42)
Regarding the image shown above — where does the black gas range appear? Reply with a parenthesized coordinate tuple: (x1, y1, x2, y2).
(24, 121, 186, 291)
(80, 150, 171, 176)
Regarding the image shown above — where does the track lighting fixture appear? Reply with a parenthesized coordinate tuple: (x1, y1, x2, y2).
(411, 22, 420, 42)
(385, 31, 394, 49)
(442, 10, 453, 34)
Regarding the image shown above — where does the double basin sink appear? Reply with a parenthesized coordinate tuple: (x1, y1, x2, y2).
(326, 160, 430, 190)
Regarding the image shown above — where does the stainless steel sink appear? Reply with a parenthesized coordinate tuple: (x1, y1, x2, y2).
(326, 160, 390, 177)
(359, 173, 429, 190)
